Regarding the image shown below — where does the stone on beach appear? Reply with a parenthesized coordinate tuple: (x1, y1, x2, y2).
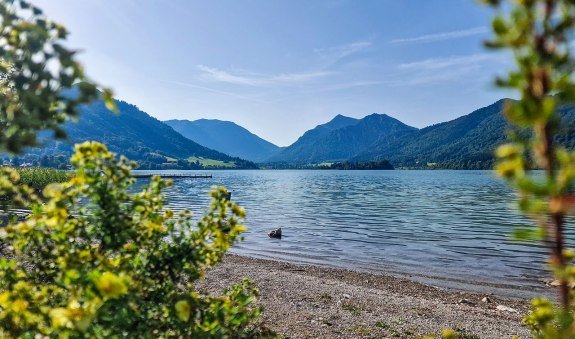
(496, 305, 518, 313)
(458, 298, 475, 306)
(548, 279, 575, 288)
(268, 228, 282, 238)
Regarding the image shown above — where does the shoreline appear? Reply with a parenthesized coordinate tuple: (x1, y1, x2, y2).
(201, 254, 533, 338)
(231, 250, 549, 300)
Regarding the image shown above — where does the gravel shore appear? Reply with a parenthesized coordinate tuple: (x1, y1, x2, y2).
(201, 254, 532, 338)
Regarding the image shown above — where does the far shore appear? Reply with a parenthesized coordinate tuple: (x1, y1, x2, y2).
(201, 254, 533, 338)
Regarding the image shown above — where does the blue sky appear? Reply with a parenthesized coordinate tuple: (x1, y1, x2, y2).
(34, 0, 512, 146)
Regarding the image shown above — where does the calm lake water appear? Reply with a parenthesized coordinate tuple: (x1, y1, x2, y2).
(133, 170, 567, 297)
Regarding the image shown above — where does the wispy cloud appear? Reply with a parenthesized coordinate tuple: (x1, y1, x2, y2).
(314, 41, 372, 67)
(390, 53, 505, 86)
(197, 65, 331, 86)
(390, 27, 488, 44)
(267, 80, 386, 103)
(195, 40, 370, 88)
(396, 67, 481, 86)
(316, 80, 386, 92)
(315, 41, 372, 59)
(398, 54, 495, 71)
(167, 80, 269, 103)
(196, 65, 259, 86)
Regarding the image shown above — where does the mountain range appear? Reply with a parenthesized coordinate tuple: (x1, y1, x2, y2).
(16, 97, 257, 169)
(164, 119, 280, 162)
(158, 99, 526, 169)
(10, 95, 575, 170)
(353, 99, 511, 168)
(266, 99, 575, 169)
(267, 113, 417, 164)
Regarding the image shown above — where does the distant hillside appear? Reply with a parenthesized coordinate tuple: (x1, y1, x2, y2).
(319, 160, 394, 170)
(14, 96, 575, 170)
(19, 97, 257, 169)
(268, 113, 416, 163)
(266, 99, 575, 169)
(267, 115, 358, 163)
(354, 99, 509, 168)
(165, 119, 280, 162)
(355, 99, 575, 168)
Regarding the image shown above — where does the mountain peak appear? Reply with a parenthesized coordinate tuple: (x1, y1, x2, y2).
(323, 114, 359, 130)
(360, 113, 409, 126)
(268, 111, 417, 163)
(366, 112, 387, 118)
(194, 118, 227, 123)
(333, 113, 350, 119)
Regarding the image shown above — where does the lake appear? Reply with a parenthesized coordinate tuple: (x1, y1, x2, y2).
(133, 169, 563, 297)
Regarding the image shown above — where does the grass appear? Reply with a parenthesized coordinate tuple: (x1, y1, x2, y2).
(150, 152, 177, 163)
(12, 167, 71, 192)
(188, 156, 235, 168)
(350, 324, 371, 336)
(451, 327, 480, 339)
(342, 303, 362, 316)
(375, 320, 390, 330)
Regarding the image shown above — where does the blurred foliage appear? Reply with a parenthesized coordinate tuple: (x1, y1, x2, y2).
(0, 142, 268, 337)
(0, 166, 36, 210)
(484, 0, 575, 337)
(0, 0, 115, 154)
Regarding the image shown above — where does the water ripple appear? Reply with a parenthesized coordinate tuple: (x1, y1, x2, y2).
(133, 169, 573, 294)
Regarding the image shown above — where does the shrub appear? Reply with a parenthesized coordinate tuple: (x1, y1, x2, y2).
(0, 142, 266, 337)
(0, 0, 115, 154)
(485, 0, 575, 337)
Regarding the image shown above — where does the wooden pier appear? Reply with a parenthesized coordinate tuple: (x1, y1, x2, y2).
(132, 173, 212, 179)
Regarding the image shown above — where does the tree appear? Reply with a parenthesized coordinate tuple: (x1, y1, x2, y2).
(485, 0, 575, 336)
(0, 0, 115, 154)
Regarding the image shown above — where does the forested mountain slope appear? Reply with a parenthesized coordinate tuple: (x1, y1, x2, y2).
(165, 119, 280, 162)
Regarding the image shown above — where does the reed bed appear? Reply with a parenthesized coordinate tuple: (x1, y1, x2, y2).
(11, 167, 71, 192)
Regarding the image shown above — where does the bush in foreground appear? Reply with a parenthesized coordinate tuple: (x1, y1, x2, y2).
(0, 141, 268, 338)
(485, 0, 575, 337)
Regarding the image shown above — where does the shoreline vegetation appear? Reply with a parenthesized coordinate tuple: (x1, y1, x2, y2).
(0, 167, 70, 192)
(260, 160, 394, 170)
(203, 254, 530, 338)
(1, 163, 555, 173)
(317, 160, 394, 170)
